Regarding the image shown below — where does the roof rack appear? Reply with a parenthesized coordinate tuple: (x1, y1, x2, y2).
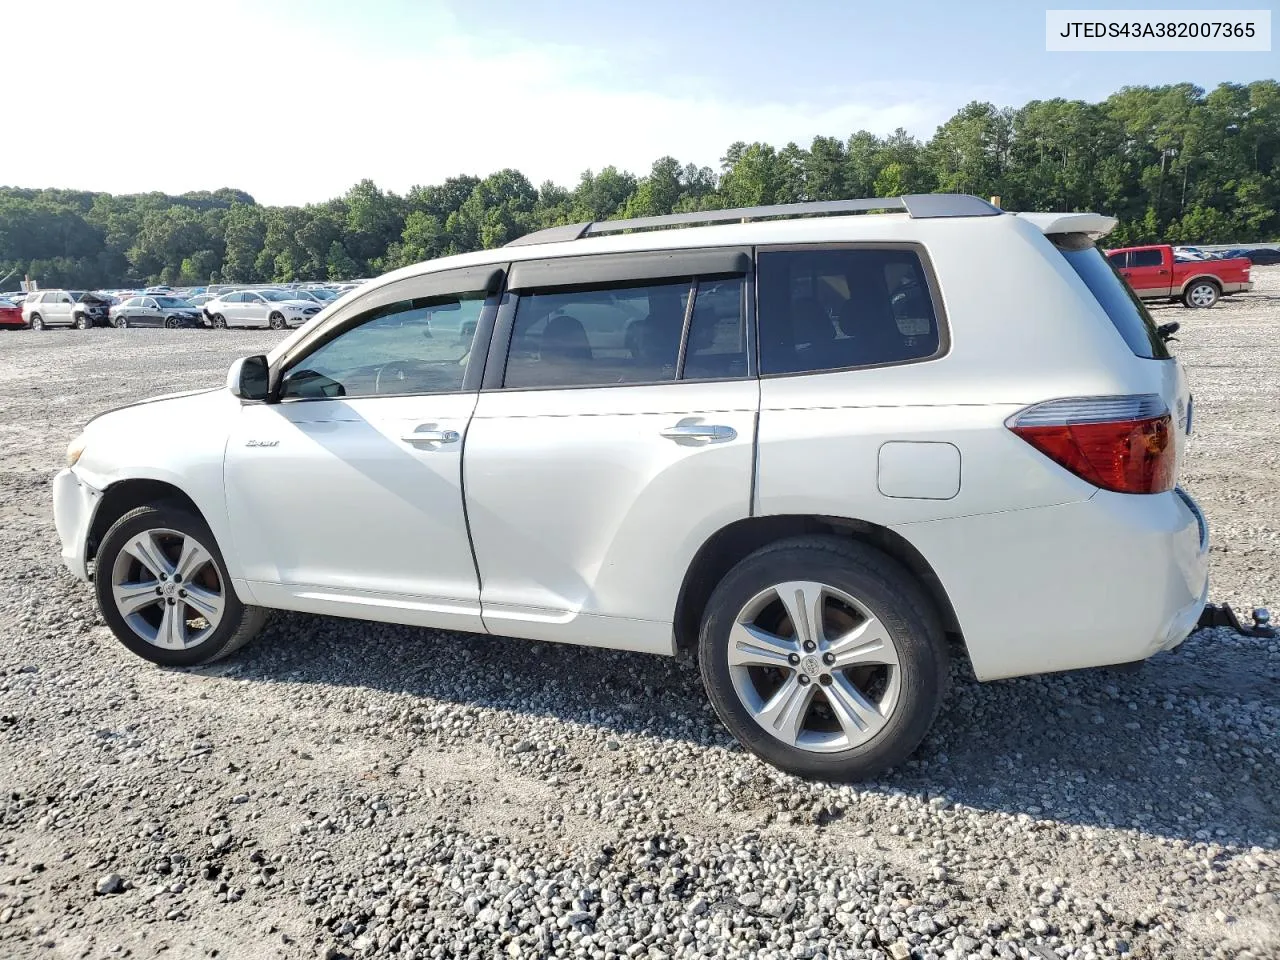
(506, 193, 1001, 247)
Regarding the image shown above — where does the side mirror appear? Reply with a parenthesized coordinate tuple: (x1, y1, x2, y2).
(228, 355, 270, 401)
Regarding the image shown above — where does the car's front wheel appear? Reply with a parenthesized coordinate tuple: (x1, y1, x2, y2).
(164, 316, 180, 329)
(268, 312, 287, 330)
(94, 504, 266, 667)
(698, 536, 947, 781)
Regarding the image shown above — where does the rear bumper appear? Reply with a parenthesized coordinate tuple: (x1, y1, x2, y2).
(52, 469, 102, 582)
(896, 487, 1210, 681)
(1222, 280, 1254, 295)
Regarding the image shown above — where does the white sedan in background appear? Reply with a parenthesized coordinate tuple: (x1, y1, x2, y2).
(204, 289, 323, 330)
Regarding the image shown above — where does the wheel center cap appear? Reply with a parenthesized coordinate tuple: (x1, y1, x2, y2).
(801, 654, 822, 677)
(162, 582, 177, 598)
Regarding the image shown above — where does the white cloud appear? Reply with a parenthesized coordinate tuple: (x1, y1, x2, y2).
(8, 0, 966, 205)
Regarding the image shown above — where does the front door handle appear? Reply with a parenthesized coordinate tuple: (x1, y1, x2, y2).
(660, 424, 736, 442)
(401, 429, 460, 444)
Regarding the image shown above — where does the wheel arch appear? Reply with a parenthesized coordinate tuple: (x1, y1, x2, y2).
(673, 514, 962, 654)
(86, 478, 205, 569)
(1179, 274, 1222, 296)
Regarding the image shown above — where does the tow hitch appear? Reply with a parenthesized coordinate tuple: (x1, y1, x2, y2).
(1198, 603, 1276, 639)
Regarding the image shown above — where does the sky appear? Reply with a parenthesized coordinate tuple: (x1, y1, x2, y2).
(8, 0, 1275, 206)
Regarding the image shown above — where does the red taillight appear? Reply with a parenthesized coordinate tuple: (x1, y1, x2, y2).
(1008, 395, 1176, 494)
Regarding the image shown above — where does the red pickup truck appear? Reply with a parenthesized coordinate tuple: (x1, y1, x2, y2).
(1105, 245, 1253, 308)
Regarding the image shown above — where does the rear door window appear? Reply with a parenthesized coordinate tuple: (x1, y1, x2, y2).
(682, 277, 748, 380)
(1053, 235, 1169, 360)
(757, 247, 942, 375)
(503, 280, 692, 389)
(1129, 249, 1164, 268)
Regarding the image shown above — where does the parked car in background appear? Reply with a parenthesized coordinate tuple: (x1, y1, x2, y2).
(110, 295, 205, 328)
(0, 298, 24, 329)
(21, 290, 114, 329)
(53, 195, 1209, 781)
(1106, 245, 1253, 308)
(1224, 246, 1280, 266)
(204, 289, 323, 329)
(278, 288, 327, 305)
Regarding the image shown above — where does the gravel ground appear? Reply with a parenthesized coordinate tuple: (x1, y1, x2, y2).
(0, 270, 1277, 960)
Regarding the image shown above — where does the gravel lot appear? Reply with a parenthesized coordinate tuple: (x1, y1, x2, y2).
(1, 270, 1277, 960)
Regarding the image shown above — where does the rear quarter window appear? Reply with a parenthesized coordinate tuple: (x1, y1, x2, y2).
(757, 246, 942, 376)
(1053, 234, 1169, 360)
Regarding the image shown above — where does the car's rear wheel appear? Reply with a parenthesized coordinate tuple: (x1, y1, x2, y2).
(29, 314, 45, 330)
(74, 314, 89, 330)
(210, 313, 227, 329)
(1184, 281, 1220, 308)
(115, 315, 129, 328)
(269, 312, 286, 330)
(94, 505, 266, 667)
(698, 536, 947, 781)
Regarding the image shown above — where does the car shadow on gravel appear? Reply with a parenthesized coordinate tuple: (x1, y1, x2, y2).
(208, 612, 1280, 849)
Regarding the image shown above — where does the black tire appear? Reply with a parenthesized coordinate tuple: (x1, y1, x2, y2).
(268, 312, 286, 330)
(211, 313, 227, 329)
(29, 313, 45, 330)
(1183, 280, 1220, 308)
(115, 315, 129, 328)
(164, 316, 179, 329)
(74, 313, 88, 330)
(698, 536, 948, 781)
(94, 504, 266, 667)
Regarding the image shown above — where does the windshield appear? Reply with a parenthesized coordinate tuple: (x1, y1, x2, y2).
(154, 297, 193, 308)
(1055, 234, 1169, 360)
(311, 288, 338, 300)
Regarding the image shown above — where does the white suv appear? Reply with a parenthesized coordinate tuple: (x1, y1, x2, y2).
(52, 195, 1209, 780)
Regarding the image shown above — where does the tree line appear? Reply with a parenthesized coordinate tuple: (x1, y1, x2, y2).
(2, 81, 1277, 290)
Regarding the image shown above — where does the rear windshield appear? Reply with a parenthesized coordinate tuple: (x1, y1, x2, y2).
(1054, 234, 1169, 359)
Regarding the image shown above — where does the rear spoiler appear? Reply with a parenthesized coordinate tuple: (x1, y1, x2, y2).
(1011, 212, 1117, 240)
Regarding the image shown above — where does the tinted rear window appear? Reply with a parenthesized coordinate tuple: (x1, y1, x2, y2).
(1054, 235, 1169, 360)
(757, 247, 942, 375)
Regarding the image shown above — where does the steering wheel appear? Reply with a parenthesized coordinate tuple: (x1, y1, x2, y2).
(374, 358, 434, 394)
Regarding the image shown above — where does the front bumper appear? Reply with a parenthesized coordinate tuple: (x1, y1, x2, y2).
(52, 469, 102, 582)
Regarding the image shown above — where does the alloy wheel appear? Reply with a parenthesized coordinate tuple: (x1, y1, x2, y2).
(727, 580, 902, 753)
(109, 528, 226, 650)
(1189, 283, 1217, 307)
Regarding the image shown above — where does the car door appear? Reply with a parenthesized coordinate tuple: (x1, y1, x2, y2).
(224, 264, 502, 633)
(52, 293, 74, 326)
(140, 297, 161, 326)
(1122, 248, 1172, 298)
(463, 250, 758, 654)
(242, 292, 269, 327)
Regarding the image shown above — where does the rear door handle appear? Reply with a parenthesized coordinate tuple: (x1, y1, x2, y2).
(401, 429, 460, 444)
(660, 424, 736, 442)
